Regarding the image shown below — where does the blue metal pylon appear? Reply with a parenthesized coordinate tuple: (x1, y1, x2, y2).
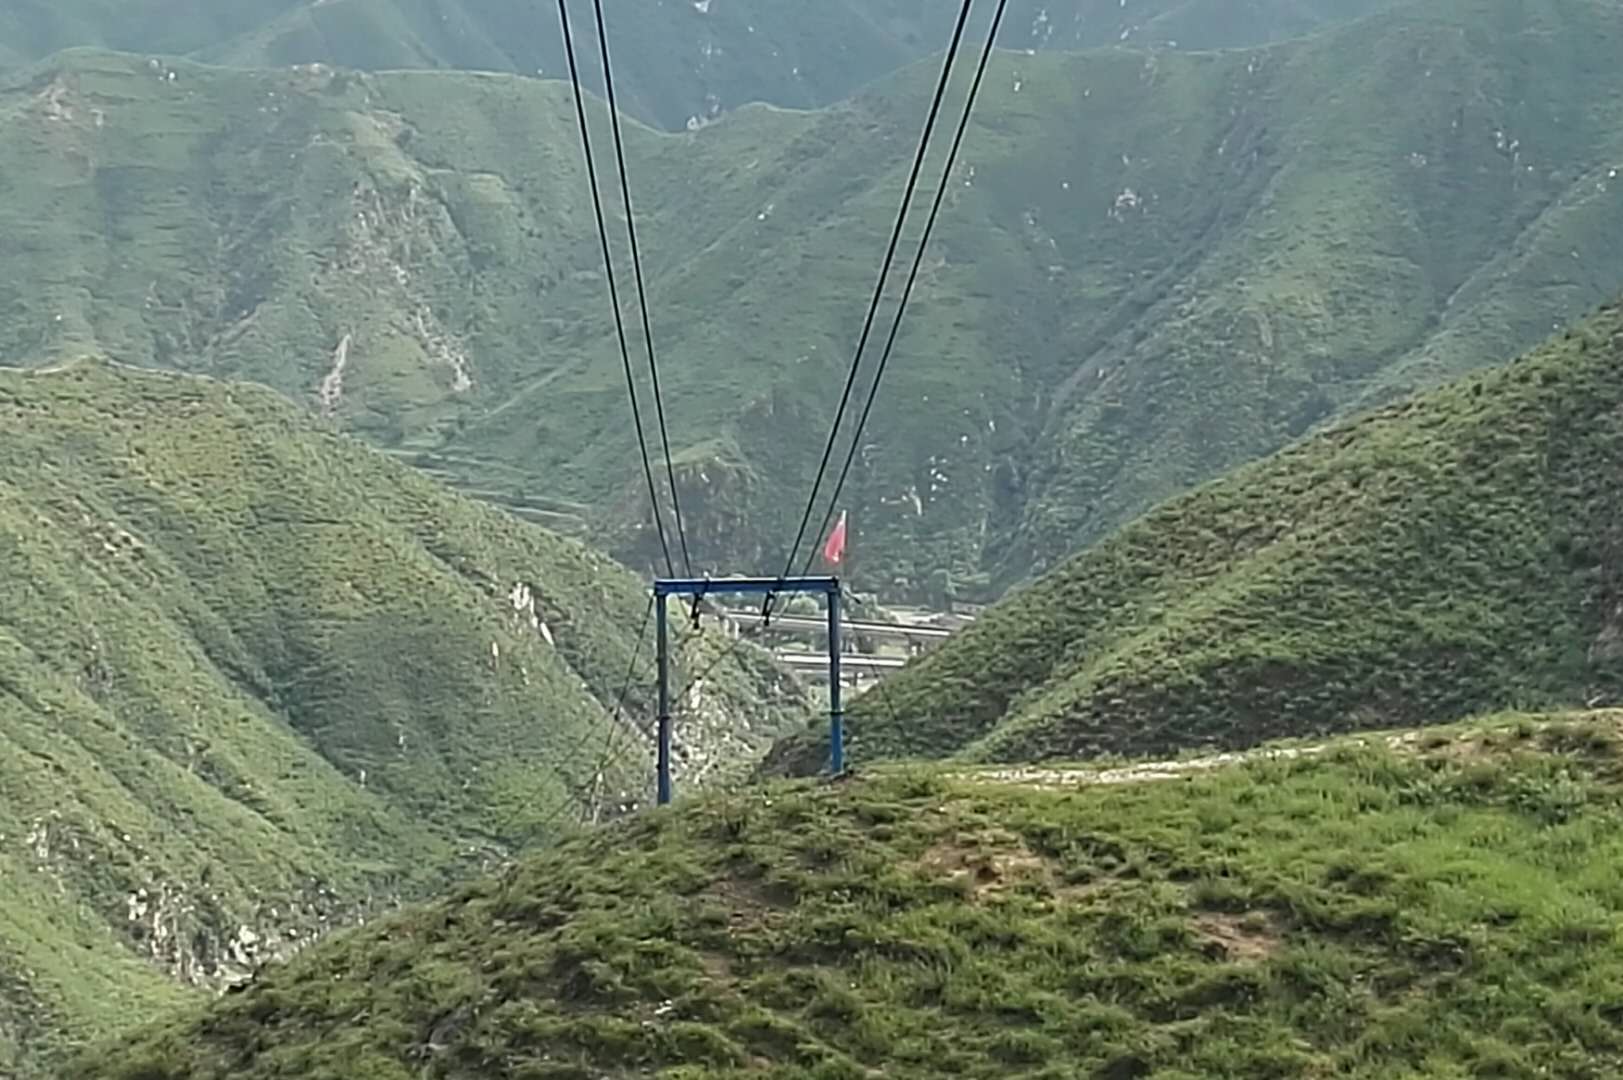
(652, 576, 844, 805)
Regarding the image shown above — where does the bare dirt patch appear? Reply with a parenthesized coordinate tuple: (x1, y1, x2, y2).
(950, 719, 1623, 793)
(699, 951, 734, 982)
(959, 747, 1326, 791)
(916, 828, 1053, 900)
(703, 876, 794, 934)
(1191, 911, 1283, 963)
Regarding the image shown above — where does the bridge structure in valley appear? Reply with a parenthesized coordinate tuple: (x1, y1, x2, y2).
(552, 0, 1009, 805)
(716, 605, 967, 686)
(723, 609, 954, 652)
(774, 651, 909, 676)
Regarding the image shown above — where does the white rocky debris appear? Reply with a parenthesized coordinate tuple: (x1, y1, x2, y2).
(509, 582, 556, 645)
(319, 332, 351, 414)
(509, 582, 539, 628)
(325, 180, 476, 394)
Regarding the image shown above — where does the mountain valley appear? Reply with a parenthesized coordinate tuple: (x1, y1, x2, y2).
(2, 0, 1621, 598)
(4, 0, 1623, 1072)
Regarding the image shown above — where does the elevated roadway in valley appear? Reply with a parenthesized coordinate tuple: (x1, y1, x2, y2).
(719, 605, 965, 685)
(774, 651, 909, 676)
(722, 609, 953, 644)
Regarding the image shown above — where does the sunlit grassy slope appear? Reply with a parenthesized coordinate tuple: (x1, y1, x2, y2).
(0, 359, 805, 1075)
(79, 712, 1623, 1079)
(766, 299, 1623, 775)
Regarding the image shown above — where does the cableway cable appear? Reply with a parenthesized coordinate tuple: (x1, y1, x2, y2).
(799, 0, 1012, 580)
(581, 592, 658, 823)
(587, 0, 695, 577)
(549, 0, 1007, 817)
(554, 0, 679, 578)
(774, 0, 980, 590)
(531, 593, 656, 836)
(581, 613, 769, 819)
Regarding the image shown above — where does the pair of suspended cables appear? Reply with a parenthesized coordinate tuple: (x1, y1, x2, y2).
(554, 0, 693, 579)
(528, 593, 656, 837)
(578, 593, 657, 823)
(798, 0, 1013, 581)
(575, 609, 770, 824)
(777, 0, 1012, 588)
(542, 0, 1012, 810)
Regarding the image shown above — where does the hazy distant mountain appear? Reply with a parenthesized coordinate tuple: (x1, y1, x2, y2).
(3, 0, 1618, 598)
(1, 0, 1402, 129)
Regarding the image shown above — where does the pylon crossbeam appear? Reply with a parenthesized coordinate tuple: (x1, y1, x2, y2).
(652, 576, 844, 804)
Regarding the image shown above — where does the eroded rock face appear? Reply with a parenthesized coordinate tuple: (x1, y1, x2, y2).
(18, 812, 390, 996)
(122, 881, 374, 991)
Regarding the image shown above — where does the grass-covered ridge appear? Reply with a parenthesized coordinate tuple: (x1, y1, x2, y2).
(769, 300, 1623, 772)
(3, 0, 1622, 599)
(0, 359, 804, 1075)
(82, 712, 1623, 1078)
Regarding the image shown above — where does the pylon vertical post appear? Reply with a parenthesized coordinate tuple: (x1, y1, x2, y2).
(656, 590, 673, 806)
(650, 576, 843, 803)
(827, 583, 844, 775)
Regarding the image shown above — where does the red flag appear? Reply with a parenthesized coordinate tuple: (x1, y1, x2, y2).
(822, 511, 848, 566)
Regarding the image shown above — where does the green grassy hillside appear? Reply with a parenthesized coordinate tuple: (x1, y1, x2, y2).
(0, 359, 805, 1076)
(0, 0, 1395, 130)
(77, 712, 1623, 1078)
(3, 0, 1621, 600)
(769, 300, 1623, 774)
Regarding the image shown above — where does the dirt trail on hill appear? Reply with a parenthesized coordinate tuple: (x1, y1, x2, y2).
(952, 730, 1455, 790)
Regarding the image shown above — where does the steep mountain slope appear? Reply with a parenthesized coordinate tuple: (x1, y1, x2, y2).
(769, 300, 1623, 775)
(0, 0, 1399, 130)
(0, 359, 804, 1076)
(80, 712, 1623, 1079)
(3, 0, 1621, 599)
(391, 0, 1623, 591)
